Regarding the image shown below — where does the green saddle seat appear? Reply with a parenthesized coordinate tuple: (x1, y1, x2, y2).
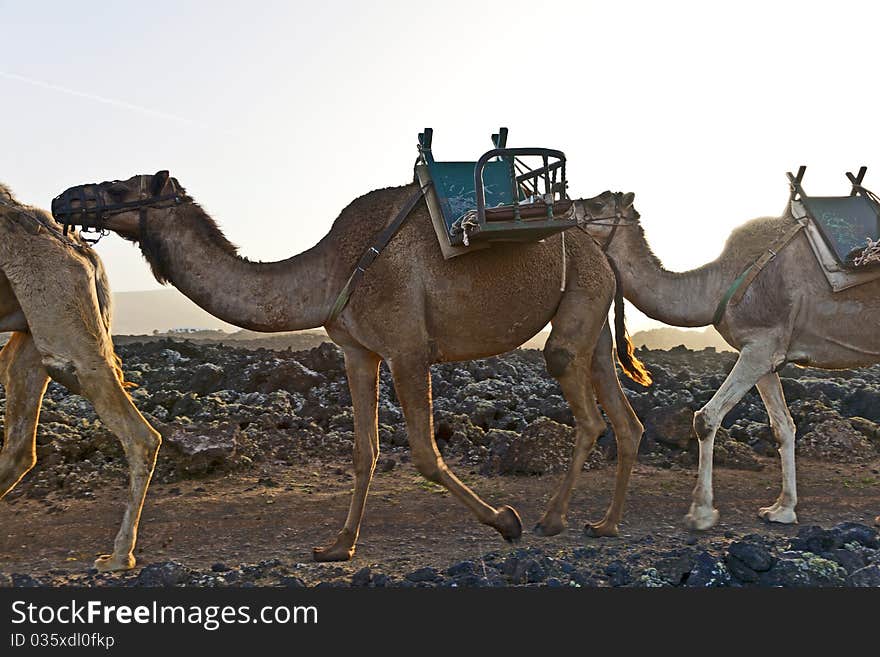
(801, 195, 880, 266)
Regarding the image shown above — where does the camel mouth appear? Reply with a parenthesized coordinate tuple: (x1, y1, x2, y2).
(51, 183, 109, 230)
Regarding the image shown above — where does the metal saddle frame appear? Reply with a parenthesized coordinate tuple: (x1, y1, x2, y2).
(788, 165, 880, 269)
(415, 128, 579, 255)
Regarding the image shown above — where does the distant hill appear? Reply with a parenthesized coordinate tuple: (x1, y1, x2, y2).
(111, 289, 237, 335)
(630, 326, 733, 352)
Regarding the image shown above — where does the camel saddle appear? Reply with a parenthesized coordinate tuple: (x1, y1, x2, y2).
(788, 166, 880, 292)
(415, 128, 579, 259)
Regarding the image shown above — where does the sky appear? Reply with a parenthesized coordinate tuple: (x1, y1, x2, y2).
(2, 1, 879, 332)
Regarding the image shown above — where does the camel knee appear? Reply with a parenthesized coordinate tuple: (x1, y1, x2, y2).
(693, 408, 716, 441)
(411, 449, 443, 483)
(544, 346, 575, 379)
(617, 430, 642, 461)
(40, 355, 82, 395)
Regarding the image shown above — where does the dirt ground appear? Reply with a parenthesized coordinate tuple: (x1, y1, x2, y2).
(1, 456, 878, 584)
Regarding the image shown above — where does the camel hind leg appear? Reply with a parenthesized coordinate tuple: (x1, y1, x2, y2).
(585, 322, 644, 536)
(73, 361, 161, 571)
(755, 372, 798, 524)
(0, 333, 49, 498)
(535, 288, 611, 536)
(388, 356, 522, 542)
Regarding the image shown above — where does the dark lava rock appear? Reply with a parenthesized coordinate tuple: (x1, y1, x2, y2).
(823, 549, 866, 574)
(649, 404, 695, 448)
(848, 565, 880, 587)
(351, 568, 372, 587)
(136, 562, 193, 587)
(279, 576, 306, 588)
(798, 419, 876, 461)
(406, 567, 442, 583)
(604, 561, 632, 587)
(246, 360, 324, 395)
(685, 552, 731, 587)
(758, 554, 846, 587)
(481, 417, 599, 476)
(833, 522, 879, 549)
(725, 555, 759, 583)
(653, 549, 696, 585)
(789, 526, 844, 553)
(446, 561, 476, 578)
(727, 540, 774, 572)
(165, 423, 238, 474)
(188, 363, 225, 395)
(211, 562, 231, 572)
(11, 574, 43, 587)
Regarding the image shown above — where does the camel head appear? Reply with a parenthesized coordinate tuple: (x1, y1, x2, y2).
(578, 190, 639, 250)
(52, 171, 188, 240)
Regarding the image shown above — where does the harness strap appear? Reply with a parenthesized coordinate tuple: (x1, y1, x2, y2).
(326, 183, 432, 324)
(712, 221, 804, 326)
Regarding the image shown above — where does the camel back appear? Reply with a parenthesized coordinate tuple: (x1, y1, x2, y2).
(415, 128, 579, 259)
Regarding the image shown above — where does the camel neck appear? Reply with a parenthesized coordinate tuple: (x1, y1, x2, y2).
(607, 225, 743, 327)
(141, 205, 338, 331)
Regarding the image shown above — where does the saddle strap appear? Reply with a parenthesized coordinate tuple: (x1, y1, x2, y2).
(326, 182, 432, 325)
(712, 221, 805, 326)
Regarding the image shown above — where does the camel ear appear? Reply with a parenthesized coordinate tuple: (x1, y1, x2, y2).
(151, 170, 170, 196)
(621, 192, 635, 209)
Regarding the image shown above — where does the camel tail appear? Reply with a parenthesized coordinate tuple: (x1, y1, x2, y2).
(609, 260, 652, 386)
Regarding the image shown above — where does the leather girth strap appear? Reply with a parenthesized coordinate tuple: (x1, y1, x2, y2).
(326, 182, 432, 324)
(712, 221, 805, 326)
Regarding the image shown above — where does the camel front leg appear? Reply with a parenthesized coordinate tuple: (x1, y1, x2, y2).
(755, 372, 798, 524)
(0, 333, 49, 498)
(314, 347, 381, 562)
(685, 343, 774, 530)
(388, 357, 522, 542)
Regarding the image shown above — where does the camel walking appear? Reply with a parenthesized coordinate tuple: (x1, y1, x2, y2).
(0, 184, 161, 571)
(54, 171, 651, 561)
(576, 190, 880, 529)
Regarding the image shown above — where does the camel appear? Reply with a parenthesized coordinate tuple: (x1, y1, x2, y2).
(0, 184, 161, 572)
(576, 190, 880, 529)
(53, 170, 652, 562)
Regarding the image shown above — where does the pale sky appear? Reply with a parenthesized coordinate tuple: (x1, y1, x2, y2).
(2, 1, 878, 332)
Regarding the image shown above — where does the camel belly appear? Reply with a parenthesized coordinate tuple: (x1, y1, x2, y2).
(787, 295, 880, 369)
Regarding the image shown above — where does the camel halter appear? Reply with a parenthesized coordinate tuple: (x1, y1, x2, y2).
(51, 171, 191, 243)
(572, 193, 638, 253)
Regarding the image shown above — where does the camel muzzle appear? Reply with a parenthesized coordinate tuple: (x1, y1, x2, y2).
(52, 172, 188, 242)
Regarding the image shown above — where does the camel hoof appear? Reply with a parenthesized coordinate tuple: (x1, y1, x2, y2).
(584, 521, 619, 538)
(533, 516, 565, 537)
(493, 505, 523, 542)
(94, 553, 136, 573)
(758, 505, 797, 524)
(683, 506, 719, 531)
(313, 531, 356, 562)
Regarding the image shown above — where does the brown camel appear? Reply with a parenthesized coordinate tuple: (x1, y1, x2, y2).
(0, 184, 161, 571)
(55, 171, 651, 562)
(576, 190, 880, 529)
